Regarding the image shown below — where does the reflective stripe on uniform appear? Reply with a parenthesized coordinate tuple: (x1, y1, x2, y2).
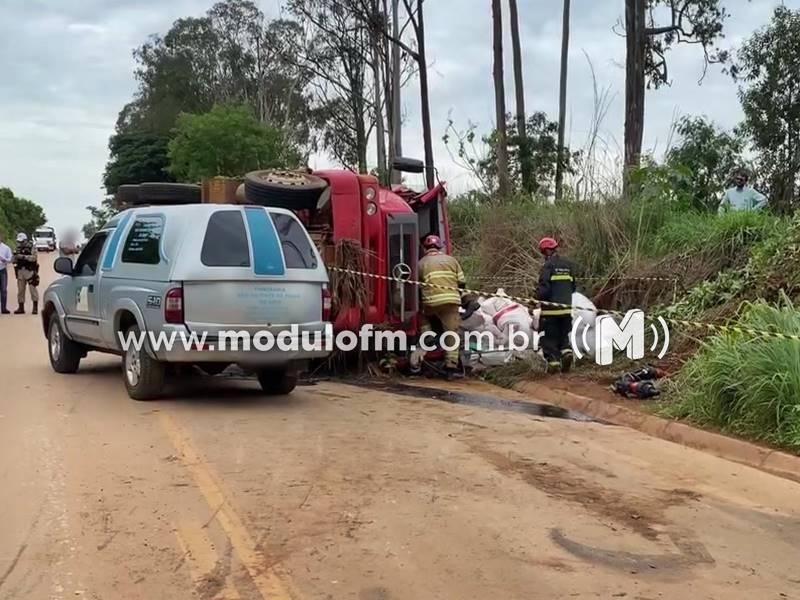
(541, 309, 572, 316)
(550, 274, 574, 281)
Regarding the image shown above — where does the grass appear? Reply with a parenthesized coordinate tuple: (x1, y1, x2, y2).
(659, 298, 800, 452)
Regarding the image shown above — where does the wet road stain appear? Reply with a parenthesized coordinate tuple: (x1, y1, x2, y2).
(349, 380, 603, 422)
(549, 528, 715, 572)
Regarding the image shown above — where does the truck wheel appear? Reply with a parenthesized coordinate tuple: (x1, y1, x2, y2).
(116, 184, 140, 206)
(256, 367, 298, 396)
(244, 170, 328, 210)
(48, 316, 82, 374)
(123, 325, 166, 401)
(136, 183, 201, 206)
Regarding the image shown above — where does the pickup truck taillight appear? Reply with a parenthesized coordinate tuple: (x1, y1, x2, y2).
(322, 287, 332, 322)
(165, 287, 184, 324)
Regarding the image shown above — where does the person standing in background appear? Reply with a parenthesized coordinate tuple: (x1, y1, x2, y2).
(12, 233, 39, 315)
(0, 234, 12, 314)
(719, 169, 768, 213)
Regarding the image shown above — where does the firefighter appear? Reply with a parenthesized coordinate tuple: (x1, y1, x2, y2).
(536, 237, 576, 374)
(417, 234, 466, 378)
(12, 233, 40, 315)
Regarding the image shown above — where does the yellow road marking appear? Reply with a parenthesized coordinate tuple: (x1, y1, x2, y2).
(160, 413, 296, 600)
(175, 522, 242, 600)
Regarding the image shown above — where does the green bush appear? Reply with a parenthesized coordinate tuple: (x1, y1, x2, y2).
(661, 298, 800, 451)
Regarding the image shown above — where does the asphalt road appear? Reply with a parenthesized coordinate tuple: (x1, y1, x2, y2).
(1, 256, 799, 600)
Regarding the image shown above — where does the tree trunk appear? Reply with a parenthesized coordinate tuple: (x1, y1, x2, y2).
(624, 0, 646, 195)
(371, 0, 388, 183)
(416, 0, 435, 189)
(492, 0, 511, 199)
(555, 0, 571, 203)
(508, 0, 530, 194)
(390, 0, 403, 184)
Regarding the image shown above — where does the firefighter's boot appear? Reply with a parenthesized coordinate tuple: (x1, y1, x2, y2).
(561, 349, 574, 373)
(32, 301, 38, 316)
(14, 303, 24, 315)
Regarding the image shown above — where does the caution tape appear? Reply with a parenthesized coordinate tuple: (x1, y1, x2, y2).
(474, 275, 680, 283)
(327, 266, 800, 343)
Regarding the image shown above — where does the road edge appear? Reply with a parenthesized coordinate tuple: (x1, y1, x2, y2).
(513, 381, 800, 485)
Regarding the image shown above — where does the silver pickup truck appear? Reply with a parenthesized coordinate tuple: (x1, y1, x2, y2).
(41, 204, 330, 400)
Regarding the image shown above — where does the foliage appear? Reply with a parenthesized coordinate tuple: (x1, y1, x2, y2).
(443, 112, 579, 197)
(661, 298, 800, 451)
(103, 132, 173, 195)
(82, 199, 118, 240)
(117, 0, 312, 144)
(734, 6, 800, 213)
(647, 209, 778, 259)
(168, 104, 297, 182)
(643, 0, 730, 89)
(665, 115, 745, 212)
(0, 188, 47, 240)
(0, 202, 12, 243)
(287, 0, 373, 172)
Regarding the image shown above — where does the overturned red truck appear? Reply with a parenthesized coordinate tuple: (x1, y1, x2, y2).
(241, 158, 452, 335)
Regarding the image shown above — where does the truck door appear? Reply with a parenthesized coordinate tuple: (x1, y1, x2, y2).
(386, 214, 418, 325)
(64, 231, 109, 344)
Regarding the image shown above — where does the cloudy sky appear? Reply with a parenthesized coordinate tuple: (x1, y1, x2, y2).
(0, 0, 795, 237)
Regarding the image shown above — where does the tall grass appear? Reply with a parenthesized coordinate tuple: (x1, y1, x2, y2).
(661, 299, 800, 451)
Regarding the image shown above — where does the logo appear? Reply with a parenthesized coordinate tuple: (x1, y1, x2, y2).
(571, 309, 670, 366)
(392, 262, 412, 282)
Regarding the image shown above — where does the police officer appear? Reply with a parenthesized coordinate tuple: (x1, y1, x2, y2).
(12, 233, 40, 315)
(417, 234, 466, 378)
(537, 237, 576, 373)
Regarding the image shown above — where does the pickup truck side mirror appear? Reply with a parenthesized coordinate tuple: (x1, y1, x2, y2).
(54, 257, 74, 276)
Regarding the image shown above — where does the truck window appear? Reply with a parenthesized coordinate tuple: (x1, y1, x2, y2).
(202, 210, 251, 267)
(270, 213, 318, 269)
(74, 232, 109, 277)
(121, 217, 164, 265)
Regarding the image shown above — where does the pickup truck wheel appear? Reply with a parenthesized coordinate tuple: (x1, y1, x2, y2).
(256, 367, 298, 396)
(123, 325, 166, 401)
(48, 316, 82, 374)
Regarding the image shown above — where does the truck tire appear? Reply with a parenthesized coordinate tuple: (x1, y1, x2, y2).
(48, 316, 83, 374)
(116, 184, 140, 206)
(256, 366, 298, 396)
(136, 183, 201, 206)
(122, 325, 166, 400)
(244, 170, 328, 210)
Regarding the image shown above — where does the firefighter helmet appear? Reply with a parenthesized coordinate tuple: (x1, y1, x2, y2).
(538, 237, 558, 251)
(422, 234, 443, 250)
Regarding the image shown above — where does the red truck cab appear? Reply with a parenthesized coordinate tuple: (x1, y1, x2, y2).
(306, 162, 451, 335)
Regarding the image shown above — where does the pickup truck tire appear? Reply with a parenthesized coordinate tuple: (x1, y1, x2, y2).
(256, 366, 298, 396)
(244, 170, 327, 210)
(48, 316, 82, 374)
(123, 325, 166, 401)
(135, 183, 201, 206)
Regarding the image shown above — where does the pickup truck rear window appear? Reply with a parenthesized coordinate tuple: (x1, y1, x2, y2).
(122, 217, 163, 265)
(202, 210, 251, 267)
(270, 213, 318, 269)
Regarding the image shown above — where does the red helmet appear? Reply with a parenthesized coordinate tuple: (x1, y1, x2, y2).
(538, 237, 559, 251)
(422, 234, 443, 250)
